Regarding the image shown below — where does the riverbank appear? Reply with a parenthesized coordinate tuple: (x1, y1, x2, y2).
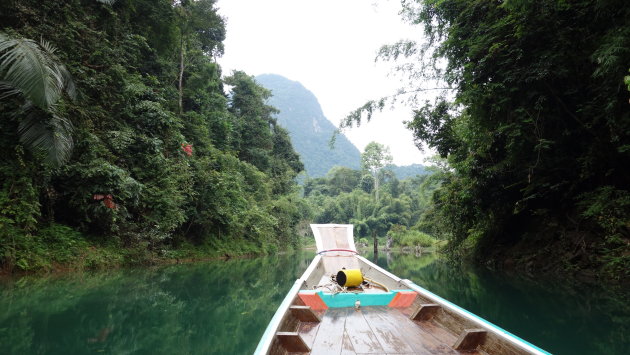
(4, 225, 625, 289)
(0, 244, 258, 277)
(0, 227, 305, 276)
(475, 228, 630, 286)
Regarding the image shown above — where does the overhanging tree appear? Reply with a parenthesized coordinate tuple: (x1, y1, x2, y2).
(392, 0, 628, 268)
(345, 0, 630, 275)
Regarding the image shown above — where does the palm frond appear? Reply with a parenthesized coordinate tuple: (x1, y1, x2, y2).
(17, 103, 74, 166)
(39, 38, 76, 100)
(0, 32, 75, 109)
(1, 32, 76, 166)
(0, 80, 21, 100)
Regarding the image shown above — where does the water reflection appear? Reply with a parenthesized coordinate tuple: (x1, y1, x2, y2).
(0, 251, 627, 355)
(365, 250, 630, 355)
(0, 252, 312, 355)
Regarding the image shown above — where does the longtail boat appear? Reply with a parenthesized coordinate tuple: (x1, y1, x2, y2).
(255, 224, 549, 355)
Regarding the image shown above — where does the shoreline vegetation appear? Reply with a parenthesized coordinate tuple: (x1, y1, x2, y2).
(0, 229, 275, 277)
(1, 1, 307, 278)
(3, 231, 625, 290)
(1, 1, 628, 285)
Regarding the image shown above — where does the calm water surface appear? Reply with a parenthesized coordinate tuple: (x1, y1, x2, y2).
(0, 251, 627, 354)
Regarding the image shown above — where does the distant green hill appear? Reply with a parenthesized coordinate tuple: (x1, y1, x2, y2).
(255, 74, 428, 179)
(255, 74, 361, 177)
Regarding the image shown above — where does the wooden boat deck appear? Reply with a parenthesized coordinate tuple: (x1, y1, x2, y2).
(295, 306, 486, 355)
(260, 225, 547, 355)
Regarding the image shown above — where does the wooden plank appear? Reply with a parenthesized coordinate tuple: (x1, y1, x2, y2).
(410, 304, 441, 321)
(262, 281, 303, 355)
(311, 308, 348, 355)
(398, 304, 416, 318)
(345, 309, 385, 354)
(368, 307, 429, 354)
(341, 330, 356, 355)
(276, 331, 310, 352)
(298, 321, 321, 349)
(361, 307, 415, 354)
(453, 328, 487, 351)
(415, 319, 458, 346)
(268, 337, 285, 355)
(294, 295, 306, 306)
(384, 306, 458, 355)
(290, 305, 321, 322)
(435, 311, 470, 336)
(402, 280, 545, 355)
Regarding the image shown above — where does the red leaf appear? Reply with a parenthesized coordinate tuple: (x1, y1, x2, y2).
(103, 199, 116, 209)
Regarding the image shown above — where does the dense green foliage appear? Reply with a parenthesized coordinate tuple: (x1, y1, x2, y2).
(303, 151, 439, 244)
(0, 0, 304, 272)
(387, 224, 437, 249)
(254, 74, 361, 177)
(369, 0, 630, 278)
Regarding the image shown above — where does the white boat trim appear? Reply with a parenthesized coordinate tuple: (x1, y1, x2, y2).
(356, 253, 549, 354)
(355, 254, 402, 282)
(253, 254, 321, 355)
(401, 279, 550, 355)
(255, 224, 551, 355)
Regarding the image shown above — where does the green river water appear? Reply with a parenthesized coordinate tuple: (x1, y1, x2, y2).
(0, 251, 627, 354)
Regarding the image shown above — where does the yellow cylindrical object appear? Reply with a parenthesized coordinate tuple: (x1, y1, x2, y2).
(336, 269, 363, 287)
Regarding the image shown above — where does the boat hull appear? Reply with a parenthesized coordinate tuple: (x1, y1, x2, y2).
(254, 224, 549, 355)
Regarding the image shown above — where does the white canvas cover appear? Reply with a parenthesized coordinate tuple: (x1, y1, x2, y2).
(310, 224, 356, 253)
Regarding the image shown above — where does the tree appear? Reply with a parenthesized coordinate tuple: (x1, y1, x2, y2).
(359, 174, 374, 194)
(0, 32, 76, 165)
(361, 142, 392, 202)
(269, 125, 303, 194)
(0, 0, 306, 272)
(368, 0, 630, 275)
(326, 166, 361, 194)
(175, 0, 225, 114)
(225, 71, 278, 171)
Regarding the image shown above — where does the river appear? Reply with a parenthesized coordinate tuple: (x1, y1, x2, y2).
(0, 251, 627, 354)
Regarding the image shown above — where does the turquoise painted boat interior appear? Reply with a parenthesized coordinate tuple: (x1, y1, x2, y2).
(300, 290, 413, 308)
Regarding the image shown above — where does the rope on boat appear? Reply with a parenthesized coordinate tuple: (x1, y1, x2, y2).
(314, 274, 390, 294)
(363, 277, 390, 293)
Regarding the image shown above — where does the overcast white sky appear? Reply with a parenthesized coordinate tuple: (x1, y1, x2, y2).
(217, 0, 435, 165)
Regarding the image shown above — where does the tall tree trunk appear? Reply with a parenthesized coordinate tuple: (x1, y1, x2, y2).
(372, 230, 378, 254)
(374, 171, 380, 202)
(178, 36, 185, 115)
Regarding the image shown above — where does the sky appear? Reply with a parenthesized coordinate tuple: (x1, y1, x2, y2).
(216, 0, 435, 165)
